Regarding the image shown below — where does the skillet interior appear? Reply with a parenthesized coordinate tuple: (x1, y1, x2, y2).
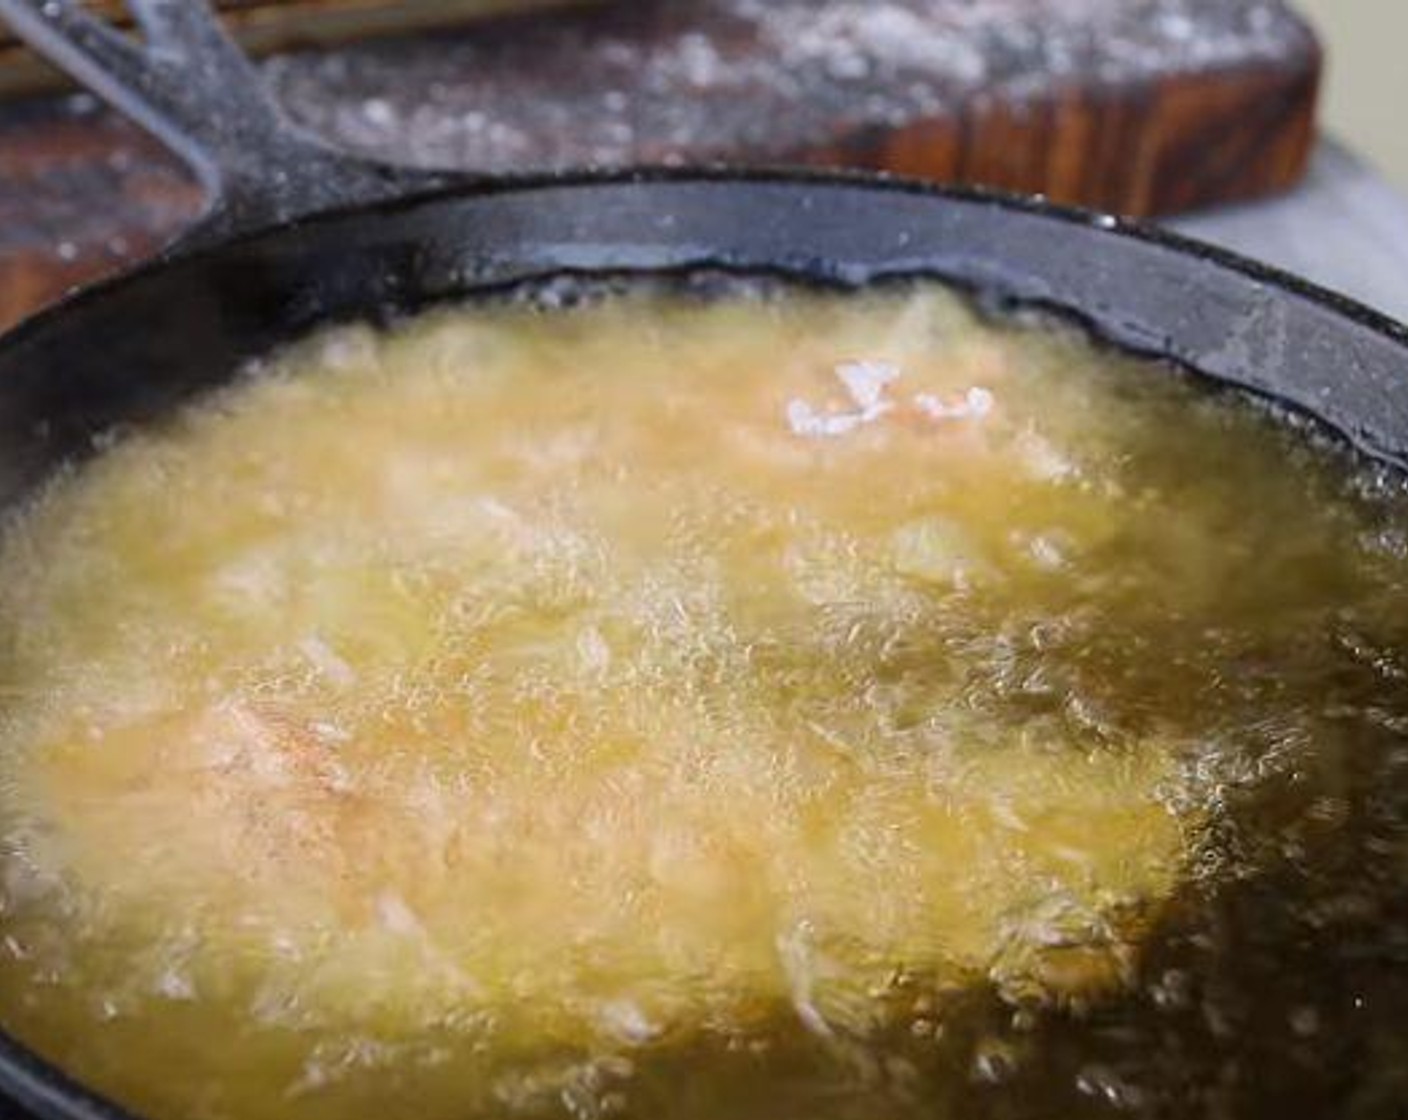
(0, 172, 1407, 1120)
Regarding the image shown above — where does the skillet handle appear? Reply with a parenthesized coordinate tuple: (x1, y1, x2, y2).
(0, 0, 467, 250)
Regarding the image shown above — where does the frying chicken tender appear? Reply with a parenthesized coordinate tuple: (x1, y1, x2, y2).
(32, 690, 1183, 1041)
(0, 286, 1199, 1119)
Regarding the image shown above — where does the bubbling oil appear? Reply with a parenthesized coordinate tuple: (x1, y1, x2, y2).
(0, 279, 1405, 1120)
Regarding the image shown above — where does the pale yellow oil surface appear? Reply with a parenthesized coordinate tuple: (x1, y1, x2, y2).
(0, 282, 1379, 1120)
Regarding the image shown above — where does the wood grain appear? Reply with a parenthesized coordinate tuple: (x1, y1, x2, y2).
(0, 0, 597, 93)
(0, 0, 1321, 332)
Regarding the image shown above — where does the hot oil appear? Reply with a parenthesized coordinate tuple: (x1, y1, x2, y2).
(0, 280, 1403, 1119)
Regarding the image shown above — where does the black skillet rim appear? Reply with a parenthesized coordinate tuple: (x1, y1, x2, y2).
(3, 164, 1408, 360)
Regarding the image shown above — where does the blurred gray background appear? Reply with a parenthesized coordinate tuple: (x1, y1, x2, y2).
(1298, 1, 1407, 189)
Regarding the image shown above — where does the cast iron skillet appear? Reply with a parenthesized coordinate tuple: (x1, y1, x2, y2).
(1, 2, 1408, 1118)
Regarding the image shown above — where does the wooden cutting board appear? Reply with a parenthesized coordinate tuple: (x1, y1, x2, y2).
(0, 0, 1320, 332)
